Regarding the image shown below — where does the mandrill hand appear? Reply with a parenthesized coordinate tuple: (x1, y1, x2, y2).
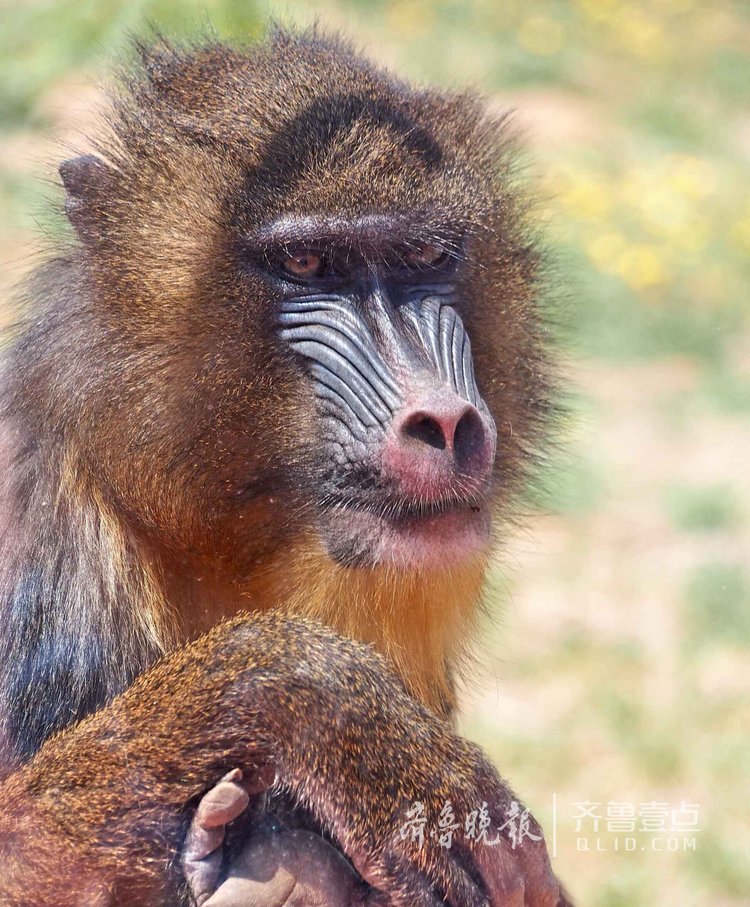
(185, 792, 366, 905)
(178, 616, 569, 907)
(183, 770, 368, 907)
(183, 769, 569, 907)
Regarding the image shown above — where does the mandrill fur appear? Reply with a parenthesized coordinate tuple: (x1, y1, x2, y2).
(0, 27, 568, 907)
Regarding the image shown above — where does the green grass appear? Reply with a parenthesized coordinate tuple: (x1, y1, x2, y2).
(685, 562, 750, 648)
(594, 869, 655, 907)
(528, 448, 607, 517)
(688, 832, 750, 898)
(665, 484, 738, 533)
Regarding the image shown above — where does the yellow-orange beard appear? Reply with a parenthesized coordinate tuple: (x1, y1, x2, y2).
(241, 535, 489, 716)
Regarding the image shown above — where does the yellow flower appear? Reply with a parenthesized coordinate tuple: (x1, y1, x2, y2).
(729, 217, 750, 253)
(615, 243, 670, 290)
(640, 189, 688, 232)
(518, 15, 565, 56)
(614, 9, 668, 60)
(558, 173, 612, 220)
(586, 232, 627, 272)
(576, 0, 620, 24)
(669, 217, 710, 253)
(386, 0, 435, 37)
(666, 155, 717, 199)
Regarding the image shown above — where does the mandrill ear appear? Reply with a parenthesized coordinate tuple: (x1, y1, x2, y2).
(59, 154, 116, 245)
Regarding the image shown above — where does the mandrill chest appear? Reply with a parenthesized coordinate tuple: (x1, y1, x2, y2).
(167, 536, 488, 719)
(246, 538, 489, 719)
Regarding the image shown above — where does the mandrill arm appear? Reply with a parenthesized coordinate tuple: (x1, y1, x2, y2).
(0, 612, 567, 907)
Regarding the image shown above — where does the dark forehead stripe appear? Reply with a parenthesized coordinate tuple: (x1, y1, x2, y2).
(247, 92, 444, 201)
(250, 214, 464, 254)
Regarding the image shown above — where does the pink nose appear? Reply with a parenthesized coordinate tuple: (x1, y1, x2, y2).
(384, 387, 496, 498)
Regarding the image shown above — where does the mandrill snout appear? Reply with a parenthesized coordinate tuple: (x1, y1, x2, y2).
(281, 291, 497, 508)
(281, 293, 497, 564)
(384, 385, 496, 501)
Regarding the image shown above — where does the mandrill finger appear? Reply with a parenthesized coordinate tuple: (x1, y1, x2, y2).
(368, 869, 444, 907)
(474, 836, 555, 907)
(438, 858, 493, 907)
(363, 851, 488, 907)
(183, 769, 251, 905)
(500, 828, 561, 906)
(194, 768, 251, 830)
(184, 848, 223, 907)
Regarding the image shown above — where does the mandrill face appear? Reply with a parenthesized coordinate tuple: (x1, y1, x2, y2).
(270, 222, 498, 568)
(59, 33, 551, 579)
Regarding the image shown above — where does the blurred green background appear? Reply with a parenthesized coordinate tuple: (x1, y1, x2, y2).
(1, 1, 748, 904)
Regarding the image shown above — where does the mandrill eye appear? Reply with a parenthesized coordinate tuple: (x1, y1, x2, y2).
(403, 243, 450, 270)
(280, 249, 326, 280)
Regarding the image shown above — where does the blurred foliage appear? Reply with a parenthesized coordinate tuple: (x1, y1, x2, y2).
(665, 483, 738, 533)
(1, 2, 749, 905)
(685, 561, 750, 646)
(0, 0, 263, 126)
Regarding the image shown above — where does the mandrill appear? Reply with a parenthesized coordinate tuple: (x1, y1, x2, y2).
(0, 27, 569, 907)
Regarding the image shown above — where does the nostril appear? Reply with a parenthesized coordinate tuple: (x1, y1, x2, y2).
(402, 413, 447, 450)
(388, 395, 495, 492)
(454, 409, 486, 466)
